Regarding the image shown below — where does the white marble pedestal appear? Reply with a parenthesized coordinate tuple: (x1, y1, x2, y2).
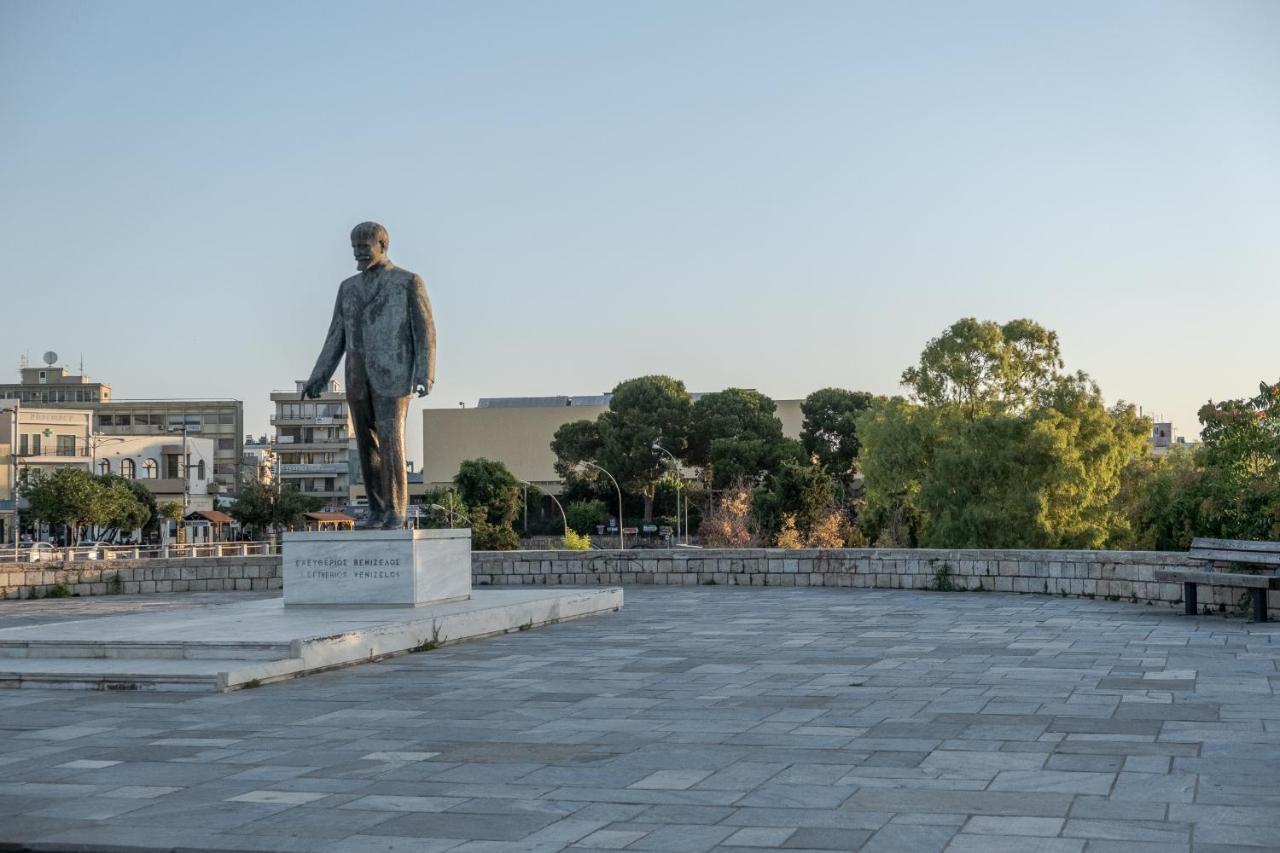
(282, 528, 471, 606)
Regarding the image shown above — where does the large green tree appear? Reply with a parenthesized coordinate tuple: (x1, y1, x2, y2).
(860, 320, 1150, 549)
(1123, 381, 1280, 548)
(21, 467, 150, 544)
(752, 461, 840, 543)
(453, 458, 522, 527)
(228, 478, 324, 536)
(687, 388, 801, 488)
(901, 318, 1063, 419)
(551, 376, 692, 522)
(800, 388, 875, 478)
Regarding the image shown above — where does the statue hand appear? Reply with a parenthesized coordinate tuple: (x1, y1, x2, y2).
(301, 378, 325, 400)
(414, 381, 431, 398)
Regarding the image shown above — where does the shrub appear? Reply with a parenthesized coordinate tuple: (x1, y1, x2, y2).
(566, 499, 608, 535)
(561, 530, 592, 550)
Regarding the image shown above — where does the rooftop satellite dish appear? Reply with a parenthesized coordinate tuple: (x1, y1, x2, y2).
(42, 351, 58, 366)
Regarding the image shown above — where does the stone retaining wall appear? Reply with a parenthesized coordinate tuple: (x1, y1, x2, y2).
(0, 557, 281, 600)
(2, 548, 1273, 616)
(472, 548, 1279, 616)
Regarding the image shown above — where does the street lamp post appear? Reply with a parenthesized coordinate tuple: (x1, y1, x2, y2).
(520, 480, 569, 539)
(580, 461, 624, 550)
(651, 442, 686, 546)
(90, 435, 131, 471)
(428, 503, 472, 528)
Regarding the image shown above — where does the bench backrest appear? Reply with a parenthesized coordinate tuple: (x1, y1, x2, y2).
(1189, 538, 1280, 567)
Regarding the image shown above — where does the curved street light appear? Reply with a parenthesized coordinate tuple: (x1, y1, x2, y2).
(427, 503, 471, 528)
(579, 460, 625, 550)
(520, 480, 568, 539)
(651, 441, 686, 546)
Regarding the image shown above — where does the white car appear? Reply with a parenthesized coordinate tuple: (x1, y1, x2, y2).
(26, 543, 57, 562)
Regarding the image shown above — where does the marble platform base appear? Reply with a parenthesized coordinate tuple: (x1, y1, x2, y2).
(0, 587, 622, 692)
(283, 528, 471, 606)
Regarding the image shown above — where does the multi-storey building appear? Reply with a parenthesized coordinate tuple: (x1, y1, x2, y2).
(0, 401, 15, 545)
(270, 380, 351, 510)
(96, 399, 243, 497)
(6, 406, 94, 543)
(0, 365, 110, 407)
(242, 436, 276, 486)
(94, 434, 216, 513)
(0, 365, 244, 496)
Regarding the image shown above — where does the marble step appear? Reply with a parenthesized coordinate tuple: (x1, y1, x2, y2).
(0, 657, 303, 692)
(0, 587, 624, 692)
(0, 639, 294, 661)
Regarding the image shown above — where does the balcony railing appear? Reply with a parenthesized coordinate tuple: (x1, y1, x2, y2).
(279, 463, 347, 474)
(17, 448, 89, 458)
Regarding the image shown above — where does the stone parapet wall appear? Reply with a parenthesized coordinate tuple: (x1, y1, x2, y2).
(0, 557, 281, 600)
(2, 548, 1273, 617)
(473, 547, 1277, 616)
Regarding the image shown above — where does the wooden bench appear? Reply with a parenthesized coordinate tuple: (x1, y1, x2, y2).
(1154, 538, 1280, 622)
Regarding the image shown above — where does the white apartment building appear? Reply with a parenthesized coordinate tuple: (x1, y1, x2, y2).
(94, 434, 216, 513)
(270, 380, 351, 510)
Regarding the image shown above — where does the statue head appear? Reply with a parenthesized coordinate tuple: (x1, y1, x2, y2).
(351, 221, 389, 271)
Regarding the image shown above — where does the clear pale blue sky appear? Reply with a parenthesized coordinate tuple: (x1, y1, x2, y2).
(3, 0, 1278, 460)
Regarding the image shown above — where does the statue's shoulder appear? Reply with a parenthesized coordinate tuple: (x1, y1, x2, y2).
(389, 266, 421, 285)
(338, 272, 362, 290)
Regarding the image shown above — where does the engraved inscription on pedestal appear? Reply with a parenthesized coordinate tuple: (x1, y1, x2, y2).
(282, 528, 471, 606)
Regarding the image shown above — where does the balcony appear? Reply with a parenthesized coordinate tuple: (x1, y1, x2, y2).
(270, 415, 344, 426)
(279, 463, 348, 474)
(271, 440, 348, 451)
(17, 448, 89, 459)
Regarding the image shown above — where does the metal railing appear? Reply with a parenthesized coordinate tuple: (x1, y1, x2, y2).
(16, 448, 90, 458)
(0, 541, 281, 564)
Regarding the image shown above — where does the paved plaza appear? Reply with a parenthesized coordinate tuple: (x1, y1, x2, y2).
(0, 587, 1278, 852)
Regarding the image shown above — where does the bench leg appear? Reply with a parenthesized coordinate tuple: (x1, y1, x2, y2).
(1184, 582, 1198, 616)
(1251, 588, 1268, 623)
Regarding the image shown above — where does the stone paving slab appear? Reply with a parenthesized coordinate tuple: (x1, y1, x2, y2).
(0, 586, 1278, 851)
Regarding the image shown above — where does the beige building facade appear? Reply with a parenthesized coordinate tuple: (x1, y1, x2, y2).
(95, 434, 216, 513)
(0, 366, 244, 496)
(421, 394, 804, 492)
(0, 402, 14, 545)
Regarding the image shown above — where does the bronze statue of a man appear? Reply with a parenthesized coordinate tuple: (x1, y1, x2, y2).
(303, 222, 435, 530)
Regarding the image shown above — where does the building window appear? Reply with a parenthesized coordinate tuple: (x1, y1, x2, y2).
(99, 459, 111, 475)
(18, 434, 28, 456)
(98, 415, 113, 427)
(166, 455, 180, 479)
(217, 438, 234, 450)
(143, 459, 157, 479)
(197, 460, 206, 481)
(56, 435, 76, 456)
(121, 458, 136, 478)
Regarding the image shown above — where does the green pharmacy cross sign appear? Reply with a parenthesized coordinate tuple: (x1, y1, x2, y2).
(42, 428, 52, 437)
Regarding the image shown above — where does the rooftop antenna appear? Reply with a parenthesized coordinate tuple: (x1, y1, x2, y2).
(79, 354, 84, 375)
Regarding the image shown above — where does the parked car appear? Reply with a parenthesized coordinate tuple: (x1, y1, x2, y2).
(26, 543, 57, 562)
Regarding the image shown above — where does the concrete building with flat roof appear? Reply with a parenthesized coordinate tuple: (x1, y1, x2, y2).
(96, 400, 243, 497)
(421, 393, 804, 492)
(270, 380, 352, 511)
(94, 434, 216, 513)
(0, 402, 15, 545)
(1, 365, 244, 496)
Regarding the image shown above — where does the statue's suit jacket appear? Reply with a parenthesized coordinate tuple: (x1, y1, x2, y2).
(308, 263, 436, 399)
